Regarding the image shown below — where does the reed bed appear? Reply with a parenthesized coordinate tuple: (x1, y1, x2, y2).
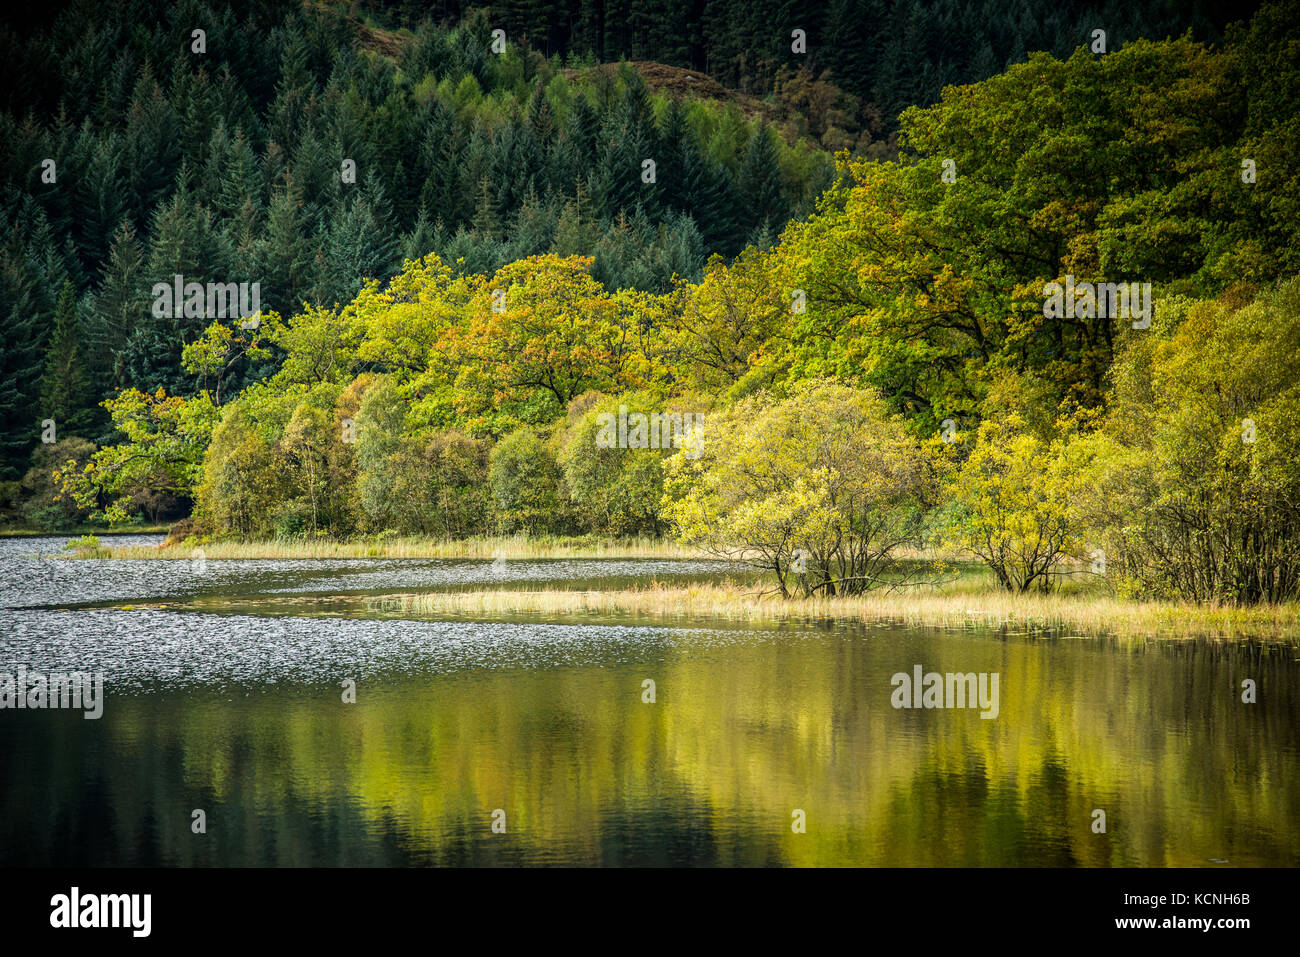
(68, 534, 1300, 639)
(378, 582, 1300, 640)
(100, 534, 710, 561)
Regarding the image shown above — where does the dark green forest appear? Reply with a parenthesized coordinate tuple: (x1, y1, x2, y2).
(0, 0, 1256, 487)
(356, 0, 1256, 123)
(0, 0, 1284, 566)
(1, 0, 848, 479)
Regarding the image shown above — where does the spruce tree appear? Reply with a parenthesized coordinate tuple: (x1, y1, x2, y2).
(92, 219, 145, 392)
(738, 124, 789, 238)
(260, 169, 314, 315)
(681, 140, 740, 253)
(402, 206, 437, 263)
(0, 241, 46, 480)
(39, 280, 94, 438)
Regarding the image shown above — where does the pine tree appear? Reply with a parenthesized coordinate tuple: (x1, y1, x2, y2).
(569, 95, 599, 162)
(593, 101, 660, 222)
(316, 179, 399, 306)
(551, 175, 597, 256)
(260, 169, 314, 315)
(0, 238, 46, 480)
(551, 95, 599, 196)
(658, 210, 706, 283)
(620, 69, 657, 150)
(504, 185, 558, 259)
(70, 129, 128, 275)
(39, 280, 94, 437)
(681, 139, 740, 253)
(268, 26, 314, 154)
(738, 124, 789, 238)
(92, 218, 145, 392)
(656, 98, 690, 211)
(490, 117, 544, 214)
(402, 206, 437, 263)
(470, 175, 500, 240)
(527, 82, 556, 149)
(123, 66, 183, 226)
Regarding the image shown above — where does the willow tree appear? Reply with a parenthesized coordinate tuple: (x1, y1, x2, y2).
(663, 379, 937, 597)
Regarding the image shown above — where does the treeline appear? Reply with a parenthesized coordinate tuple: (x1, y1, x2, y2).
(14, 0, 1300, 605)
(52, 261, 1300, 604)
(0, 0, 830, 481)
(50, 1, 1300, 603)
(359, 0, 1258, 126)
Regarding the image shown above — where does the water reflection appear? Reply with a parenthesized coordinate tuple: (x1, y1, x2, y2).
(2, 621, 1295, 865)
(0, 537, 1295, 866)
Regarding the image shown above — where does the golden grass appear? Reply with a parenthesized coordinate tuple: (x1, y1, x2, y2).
(100, 534, 709, 561)
(68, 533, 1300, 640)
(376, 581, 1300, 640)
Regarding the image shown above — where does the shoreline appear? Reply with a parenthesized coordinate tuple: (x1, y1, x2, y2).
(0, 526, 170, 538)
(376, 585, 1300, 641)
(37, 535, 1300, 640)
(92, 535, 713, 561)
(137, 581, 1300, 642)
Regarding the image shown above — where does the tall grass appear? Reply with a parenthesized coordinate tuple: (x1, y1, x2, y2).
(377, 582, 1300, 640)
(101, 534, 710, 560)
(78, 534, 1300, 639)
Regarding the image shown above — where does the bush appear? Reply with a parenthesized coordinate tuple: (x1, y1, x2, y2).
(194, 406, 285, 538)
(943, 414, 1081, 593)
(558, 392, 678, 536)
(63, 534, 108, 557)
(19, 437, 96, 530)
(355, 377, 492, 537)
(489, 427, 571, 535)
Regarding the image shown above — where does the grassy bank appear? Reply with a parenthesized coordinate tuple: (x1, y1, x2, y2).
(98, 534, 710, 560)
(0, 524, 170, 538)
(374, 581, 1300, 640)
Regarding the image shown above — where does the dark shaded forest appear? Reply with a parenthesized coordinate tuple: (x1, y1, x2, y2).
(0, 0, 1256, 484)
(4, 0, 1293, 602)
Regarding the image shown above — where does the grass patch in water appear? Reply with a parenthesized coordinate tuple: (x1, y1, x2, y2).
(376, 581, 1300, 640)
(76, 535, 1300, 639)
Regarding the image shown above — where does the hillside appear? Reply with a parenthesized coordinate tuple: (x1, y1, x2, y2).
(0, 0, 837, 486)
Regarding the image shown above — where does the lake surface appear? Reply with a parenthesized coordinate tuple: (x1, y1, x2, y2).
(1, 535, 1296, 866)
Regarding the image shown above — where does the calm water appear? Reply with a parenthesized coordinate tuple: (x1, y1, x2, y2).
(1, 536, 1296, 866)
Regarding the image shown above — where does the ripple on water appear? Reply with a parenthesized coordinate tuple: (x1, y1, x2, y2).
(0, 607, 765, 692)
(0, 536, 744, 609)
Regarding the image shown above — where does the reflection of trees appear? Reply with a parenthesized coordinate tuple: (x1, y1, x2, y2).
(6, 632, 1297, 866)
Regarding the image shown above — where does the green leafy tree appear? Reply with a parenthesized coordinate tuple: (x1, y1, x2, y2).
(559, 391, 672, 536)
(1076, 282, 1300, 603)
(943, 413, 1081, 593)
(489, 426, 570, 534)
(19, 437, 96, 530)
(664, 380, 937, 597)
(58, 389, 218, 525)
(195, 402, 284, 539)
